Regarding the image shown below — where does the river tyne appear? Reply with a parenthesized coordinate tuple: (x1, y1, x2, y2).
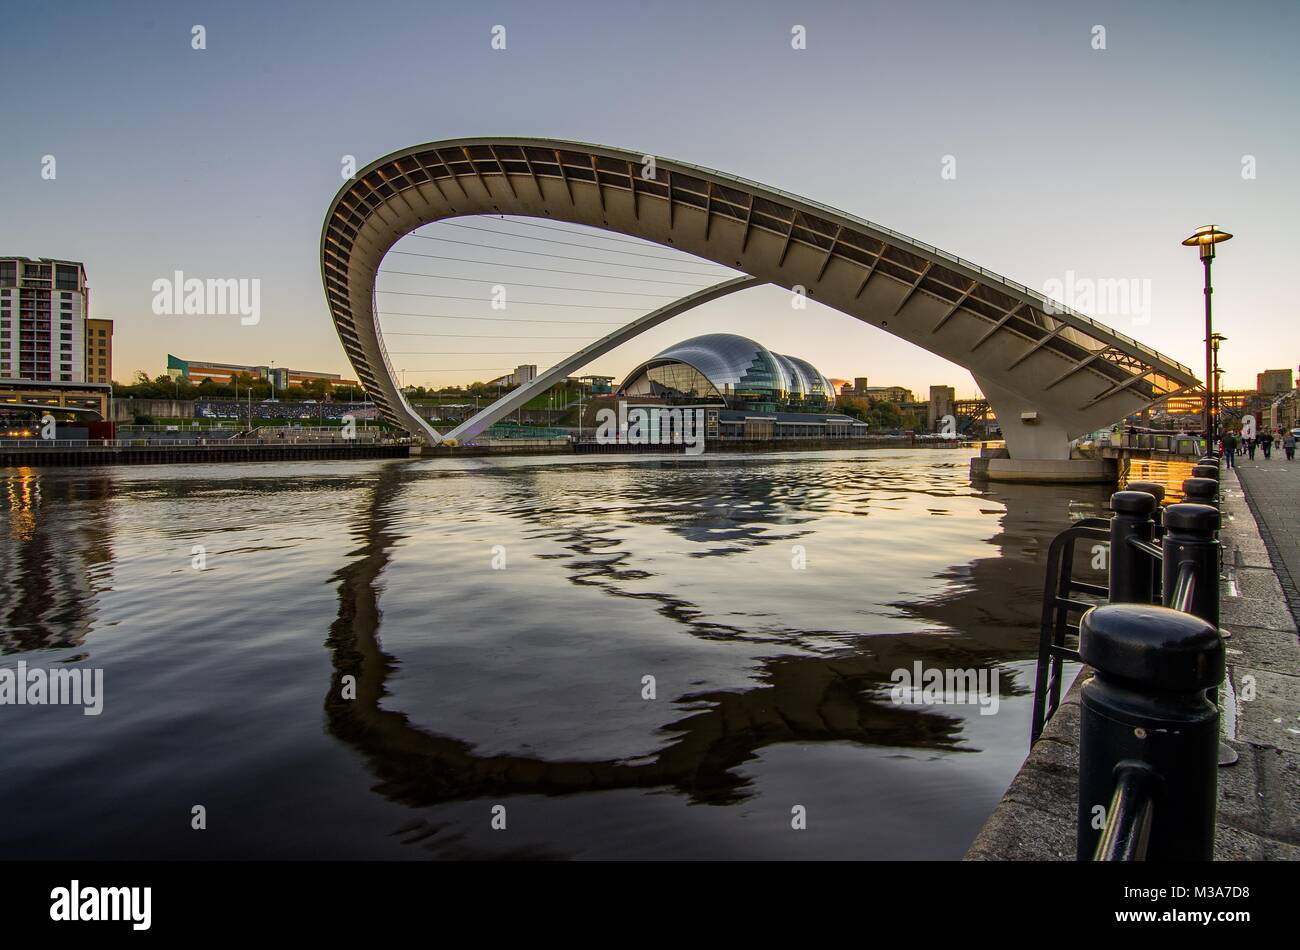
(0, 448, 1114, 859)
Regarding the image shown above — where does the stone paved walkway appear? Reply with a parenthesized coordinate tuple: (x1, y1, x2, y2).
(1233, 457, 1300, 630)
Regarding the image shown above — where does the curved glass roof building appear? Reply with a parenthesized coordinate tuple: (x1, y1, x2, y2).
(621, 333, 835, 409)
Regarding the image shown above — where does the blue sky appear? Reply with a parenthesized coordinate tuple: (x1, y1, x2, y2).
(2, 0, 1297, 396)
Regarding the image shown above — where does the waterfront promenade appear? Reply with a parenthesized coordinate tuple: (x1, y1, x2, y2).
(1235, 458, 1300, 630)
(967, 459, 1300, 860)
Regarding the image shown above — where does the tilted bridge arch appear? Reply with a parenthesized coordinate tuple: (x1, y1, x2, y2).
(321, 138, 1198, 458)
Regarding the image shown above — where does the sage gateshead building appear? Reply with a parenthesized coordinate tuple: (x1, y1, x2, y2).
(618, 333, 867, 440)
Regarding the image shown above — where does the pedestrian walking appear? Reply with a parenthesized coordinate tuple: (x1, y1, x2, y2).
(1262, 431, 1274, 459)
(1247, 436, 1257, 461)
(1285, 431, 1296, 461)
(1224, 430, 1238, 468)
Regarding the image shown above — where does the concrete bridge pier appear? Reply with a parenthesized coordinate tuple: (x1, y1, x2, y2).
(970, 375, 1116, 484)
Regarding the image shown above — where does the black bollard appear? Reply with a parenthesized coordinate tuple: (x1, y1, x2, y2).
(1162, 503, 1221, 627)
(1077, 603, 1224, 860)
(1109, 491, 1156, 604)
(1124, 480, 1165, 507)
(1125, 481, 1167, 591)
(1192, 463, 1220, 482)
(1198, 456, 1219, 467)
(1161, 501, 1235, 764)
(1182, 477, 1218, 508)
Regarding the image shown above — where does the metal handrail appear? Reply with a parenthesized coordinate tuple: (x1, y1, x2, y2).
(1169, 562, 1198, 614)
(1032, 503, 1182, 744)
(1030, 519, 1110, 743)
(1094, 762, 1157, 861)
(1127, 537, 1164, 561)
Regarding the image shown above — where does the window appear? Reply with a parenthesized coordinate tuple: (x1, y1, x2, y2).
(55, 266, 79, 291)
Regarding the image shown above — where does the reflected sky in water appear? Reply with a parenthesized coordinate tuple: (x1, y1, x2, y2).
(0, 449, 1111, 859)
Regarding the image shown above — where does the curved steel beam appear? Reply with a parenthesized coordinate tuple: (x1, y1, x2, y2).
(321, 138, 1200, 456)
(444, 275, 762, 443)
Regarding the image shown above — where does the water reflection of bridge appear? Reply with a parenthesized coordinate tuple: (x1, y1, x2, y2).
(1, 458, 1113, 857)
(322, 460, 1111, 830)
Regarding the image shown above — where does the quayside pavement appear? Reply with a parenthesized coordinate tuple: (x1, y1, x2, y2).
(1235, 456, 1300, 631)
(966, 458, 1300, 860)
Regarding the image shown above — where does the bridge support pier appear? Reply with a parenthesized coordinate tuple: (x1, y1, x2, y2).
(970, 374, 1119, 483)
(976, 457, 1117, 483)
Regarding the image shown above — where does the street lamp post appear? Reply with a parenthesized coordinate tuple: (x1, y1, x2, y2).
(1182, 225, 1233, 450)
(1211, 333, 1226, 436)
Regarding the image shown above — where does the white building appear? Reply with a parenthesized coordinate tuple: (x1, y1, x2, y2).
(492, 363, 539, 387)
(0, 257, 89, 383)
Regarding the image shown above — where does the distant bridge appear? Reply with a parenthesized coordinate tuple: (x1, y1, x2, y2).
(321, 138, 1199, 465)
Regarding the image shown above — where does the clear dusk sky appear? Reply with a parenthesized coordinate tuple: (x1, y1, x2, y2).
(2, 0, 1297, 398)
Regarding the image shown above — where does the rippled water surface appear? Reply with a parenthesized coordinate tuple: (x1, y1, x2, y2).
(0, 449, 1111, 859)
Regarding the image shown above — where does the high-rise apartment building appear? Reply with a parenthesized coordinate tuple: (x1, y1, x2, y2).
(0, 257, 89, 383)
(85, 318, 113, 384)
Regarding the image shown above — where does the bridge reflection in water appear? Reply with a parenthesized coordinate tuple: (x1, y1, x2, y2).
(1, 451, 1111, 859)
(317, 452, 1110, 858)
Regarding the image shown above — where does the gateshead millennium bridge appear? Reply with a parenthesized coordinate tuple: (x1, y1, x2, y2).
(320, 137, 1199, 478)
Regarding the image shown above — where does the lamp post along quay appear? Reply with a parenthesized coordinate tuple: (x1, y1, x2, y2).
(1182, 225, 1233, 447)
(1211, 332, 1226, 436)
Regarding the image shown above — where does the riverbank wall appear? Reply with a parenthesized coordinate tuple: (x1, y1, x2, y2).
(0, 442, 409, 467)
(4, 435, 975, 467)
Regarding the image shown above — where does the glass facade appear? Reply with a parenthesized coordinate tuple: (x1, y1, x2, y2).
(782, 355, 835, 408)
(624, 362, 721, 401)
(621, 333, 834, 412)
